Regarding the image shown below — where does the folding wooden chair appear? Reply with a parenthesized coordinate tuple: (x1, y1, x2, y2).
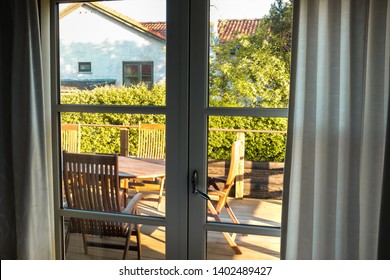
(207, 140, 243, 254)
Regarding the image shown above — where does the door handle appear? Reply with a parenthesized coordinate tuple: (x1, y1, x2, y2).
(192, 170, 210, 200)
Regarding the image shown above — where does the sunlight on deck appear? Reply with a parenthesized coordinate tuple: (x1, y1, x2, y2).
(65, 193, 281, 260)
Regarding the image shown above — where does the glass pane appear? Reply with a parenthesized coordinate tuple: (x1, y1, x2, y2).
(208, 0, 292, 108)
(124, 77, 131, 86)
(142, 76, 152, 83)
(61, 113, 166, 217)
(125, 64, 139, 77)
(64, 216, 166, 260)
(207, 231, 280, 260)
(59, 0, 166, 104)
(129, 77, 140, 85)
(207, 116, 285, 226)
(142, 64, 152, 75)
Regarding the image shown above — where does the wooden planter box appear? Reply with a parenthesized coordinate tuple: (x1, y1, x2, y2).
(208, 160, 284, 199)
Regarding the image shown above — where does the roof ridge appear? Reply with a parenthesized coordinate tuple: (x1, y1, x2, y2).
(218, 18, 261, 21)
(140, 21, 166, 24)
(60, 2, 166, 41)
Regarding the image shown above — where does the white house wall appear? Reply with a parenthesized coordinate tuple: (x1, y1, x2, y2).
(60, 6, 166, 86)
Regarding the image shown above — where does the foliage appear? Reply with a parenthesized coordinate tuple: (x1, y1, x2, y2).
(61, 84, 286, 161)
(260, 0, 293, 66)
(209, 39, 289, 108)
(61, 83, 165, 106)
(208, 116, 287, 162)
(205, 0, 292, 161)
(61, 84, 165, 155)
(209, 0, 292, 108)
(61, 0, 292, 162)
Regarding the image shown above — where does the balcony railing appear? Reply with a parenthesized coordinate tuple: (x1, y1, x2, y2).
(62, 123, 286, 199)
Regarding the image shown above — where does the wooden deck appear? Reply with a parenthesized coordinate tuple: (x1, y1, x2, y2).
(65, 193, 281, 260)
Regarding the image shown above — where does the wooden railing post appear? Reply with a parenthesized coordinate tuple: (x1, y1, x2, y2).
(235, 132, 245, 198)
(120, 129, 129, 156)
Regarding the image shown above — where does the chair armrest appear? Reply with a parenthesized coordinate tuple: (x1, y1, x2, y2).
(122, 193, 143, 215)
(208, 176, 227, 191)
(210, 177, 227, 183)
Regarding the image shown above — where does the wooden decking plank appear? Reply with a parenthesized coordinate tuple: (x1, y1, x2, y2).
(65, 197, 281, 260)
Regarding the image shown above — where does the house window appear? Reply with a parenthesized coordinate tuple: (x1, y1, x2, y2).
(123, 62, 153, 87)
(78, 62, 91, 72)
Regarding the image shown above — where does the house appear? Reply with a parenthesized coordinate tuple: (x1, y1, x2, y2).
(59, 2, 166, 89)
(60, 3, 261, 90)
(1, 0, 390, 264)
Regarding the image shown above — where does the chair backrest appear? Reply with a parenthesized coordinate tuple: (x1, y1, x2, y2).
(137, 123, 166, 159)
(61, 124, 81, 153)
(63, 151, 125, 236)
(225, 140, 241, 188)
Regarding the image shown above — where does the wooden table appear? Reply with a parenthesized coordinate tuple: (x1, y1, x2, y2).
(118, 156, 165, 210)
(118, 156, 165, 179)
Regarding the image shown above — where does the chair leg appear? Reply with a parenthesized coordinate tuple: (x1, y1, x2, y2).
(123, 225, 132, 260)
(157, 177, 165, 211)
(122, 223, 142, 260)
(135, 224, 142, 260)
(225, 202, 240, 224)
(82, 233, 88, 255)
(133, 179, 140, 193)
(225, 202, 247, 237)
(65, 227, 70, 253)
(207, 201, 242, 255)
(122, 178, 129, 206)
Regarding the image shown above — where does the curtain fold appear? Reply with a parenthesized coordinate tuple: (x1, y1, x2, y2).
(378, 91, 390, 260)
(283, 0, 390, 259)
(378, 0, 390, 258)
(0, 0, 53, 259)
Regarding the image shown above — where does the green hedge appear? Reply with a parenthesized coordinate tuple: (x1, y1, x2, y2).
(208, 116, 287, 162)
(61, 84, 287, 162)
(61, 84, 165, 155)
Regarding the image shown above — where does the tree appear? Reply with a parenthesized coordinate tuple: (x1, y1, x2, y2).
(207, 0, 293, 161)
(260, 0, 293, 66)
(209, 0, 292, 108)
(60, 1, 293, 162)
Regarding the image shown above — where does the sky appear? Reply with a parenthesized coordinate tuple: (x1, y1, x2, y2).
(86, 0, 276, 22)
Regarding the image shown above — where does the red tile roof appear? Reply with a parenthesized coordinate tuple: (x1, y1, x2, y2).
(61, 3, 260, 43)
(141, 19, 260, 43)
(217, 19, 261, 43)
(141, 22, 167, 38)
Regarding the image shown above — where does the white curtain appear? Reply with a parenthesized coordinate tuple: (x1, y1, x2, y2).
(0, 0, 54, 259)
(283, 0, 390, 259)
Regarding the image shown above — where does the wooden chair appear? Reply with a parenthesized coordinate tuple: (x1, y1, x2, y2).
(207, 140, 243, 254)
(137, 123, 166, 159)
(61, 124, 81, 153)
(130, 123, 166, 211)
(63, 151, 143, 259)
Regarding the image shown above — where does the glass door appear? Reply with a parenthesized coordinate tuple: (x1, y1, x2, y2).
(188, 0, 291, 259)
(52, 0, 189, 260)
(53, 0, 290, 260)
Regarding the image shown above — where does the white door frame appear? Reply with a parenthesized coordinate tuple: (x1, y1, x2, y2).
(49, 0, 284, 260)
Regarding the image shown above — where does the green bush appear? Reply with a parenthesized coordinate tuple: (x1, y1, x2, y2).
(208, 116, 287, 162)
(61, 84, 165, 155)
(61, 84, 287, 162)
